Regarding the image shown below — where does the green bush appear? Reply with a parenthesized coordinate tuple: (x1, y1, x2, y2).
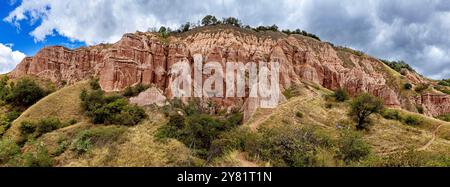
(381, 109, 401, 120)
(414, 83, 429, 93)
(403, 83, 413, 90)
(89, 78, 101, 90)
(19, 121, 36, 135)
(338, 130, 371, 163)
(349, 93, 384, 130)
(0, 76, 10, 100)
(23, 145, 53, 167)
(123, 84, 150, 97)
(157, 100, 243, 159)
(19, 117, 63, 138)
(67, 119, 78, 125)
(403, 115, 422, 126)
(255, 126, 333, 167)
(36, 117, 61, 135)
(295, 111, 304, 118)
(80, 89, 147, 126)
(0, 138, 21, 165)
(437, 113, 450, 122)
(438, 79, 450, 87)
(333, 88, 349, 102)
(381, 60, 415, 73)
(71, 126, 126, 155)
(5, 78, 49, 107)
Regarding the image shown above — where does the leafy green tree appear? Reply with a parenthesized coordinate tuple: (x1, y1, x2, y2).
(222, 17, 241, 27)
(6, 78, 48, 107)
(180, 22, 191, 32)
(201, 15, 218, 26)
(349, 93, 384, 130)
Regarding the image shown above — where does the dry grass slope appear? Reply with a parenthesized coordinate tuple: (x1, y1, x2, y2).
(5, 81, 90, 142)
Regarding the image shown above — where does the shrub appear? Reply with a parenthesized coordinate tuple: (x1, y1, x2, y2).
(23, 145, 53, 167)
(67, 119, 78, 125)
(414, 83, 429, 93)
(437, 113, 450, 122)
(19, 117, 63, 139)
(5, 78, 49, 107)
(123, 84, 150, 97)
(255, 126, 333, 167)
(80, 89, 147, 126)
(381, 60, 415, 73)
(19, 121, 36, 135)
(403, 83, 413, 90)
(0, 76, 10, 101)
(334, 88, 349, 102)
(71, 126, 126, 155)
(416, 105, 424, 114)
(222, 17, 242, 27)
(438, 79, 450, 87)
(349, 93, 384, 130)
(0, 138, 21, 165)
(157, 100, 243, 159)
(89, 78, 101, 90)
(36, 117, 62, 135)
(381, 109, 401, 120)
(403, 115, 422, 126)
(295, 111, 304, 118)
(338, 130, 371, 163)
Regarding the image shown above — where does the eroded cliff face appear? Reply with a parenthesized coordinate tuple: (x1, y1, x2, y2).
(9, 27, 450, 118)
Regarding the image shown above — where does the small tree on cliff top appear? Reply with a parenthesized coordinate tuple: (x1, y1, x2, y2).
(201, 15, 218, 26)
(349, 93, 384, 130)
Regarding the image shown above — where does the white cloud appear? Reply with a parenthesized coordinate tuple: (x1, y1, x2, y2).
(3, 0, 450, 79)
(0, 43, 26, 74)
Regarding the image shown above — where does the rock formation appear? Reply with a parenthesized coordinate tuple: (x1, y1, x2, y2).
(9, 26, 450, 118)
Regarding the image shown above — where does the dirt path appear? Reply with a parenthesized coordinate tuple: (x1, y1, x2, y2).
(417, 124, 444, 151)
(248, 109, 273, 131)
(236, 152, 258, 167)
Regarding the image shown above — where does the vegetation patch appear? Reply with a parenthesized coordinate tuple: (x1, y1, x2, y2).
(80, 79, 147, 126)
(437, 113, 450, 122)
(380, 59, 416, 73)
(123, 83, 151, 97)
(70, 126, 126, 155)
(349, 93, 384, 130)
(157, 99, 243, 159)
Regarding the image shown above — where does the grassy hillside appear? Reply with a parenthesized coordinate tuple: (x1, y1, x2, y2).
(1, 80, 201, 167)
(239, 83, 450, 166)
(5, 81, 89, 142)
(1, 79, 448, 167)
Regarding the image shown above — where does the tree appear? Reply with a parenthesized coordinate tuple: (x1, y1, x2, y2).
(158, 26, 167, 33)
(180, 22, 191, 32)
(6, 78, 48, 107)
(349, 93, 384, 130)
(222, 17, 241, 27)
(201, 15, 218, 26)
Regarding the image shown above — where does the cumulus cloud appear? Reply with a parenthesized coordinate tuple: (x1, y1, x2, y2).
(3, 0, 450, 79)
(0, 43, 26, 74)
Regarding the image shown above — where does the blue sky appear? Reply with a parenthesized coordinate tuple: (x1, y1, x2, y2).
(0, 1, 85, 56)
(1, 0, 449, 79)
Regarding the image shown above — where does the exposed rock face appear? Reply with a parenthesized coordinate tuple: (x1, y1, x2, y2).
(9, 27, 450, 117)
(130, 87, 167, 107)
